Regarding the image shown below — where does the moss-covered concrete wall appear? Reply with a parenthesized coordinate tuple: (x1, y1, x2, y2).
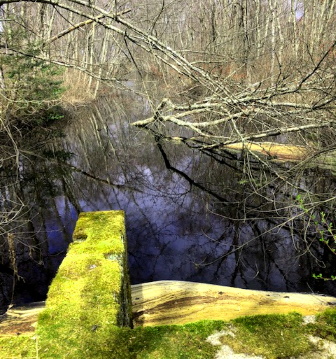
(36, 210, 132, 358)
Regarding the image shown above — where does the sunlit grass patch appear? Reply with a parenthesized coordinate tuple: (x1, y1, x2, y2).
(221, 312, 315, 359)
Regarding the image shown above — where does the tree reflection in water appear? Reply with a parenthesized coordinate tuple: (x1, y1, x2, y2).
(1, 91, 336, 309)
(56, 93, 336, 295)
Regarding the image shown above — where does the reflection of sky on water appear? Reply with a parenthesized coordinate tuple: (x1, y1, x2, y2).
(74, 159, 231, 285)
(36, 94, 336, 296)
(45, 196, 78, 254)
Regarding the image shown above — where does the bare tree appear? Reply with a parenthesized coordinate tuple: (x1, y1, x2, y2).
(0, 0, 335, 296)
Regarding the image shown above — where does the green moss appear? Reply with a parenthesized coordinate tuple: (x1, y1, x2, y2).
(0, 322, 229, 359)
(129, 321, 225, 359)
(224, 313, 314, 359)
(3, 210, 336, 358)
(4, 310, 336, 358)
(72, 210, 125, 255)
(317, 309, 336, 327)
(36, 210, 131, 358)
(310, 309, 336, 341)
(0, 335, 37, 358)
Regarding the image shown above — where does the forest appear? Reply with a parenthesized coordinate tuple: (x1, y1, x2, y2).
(0, 0, 335, 308)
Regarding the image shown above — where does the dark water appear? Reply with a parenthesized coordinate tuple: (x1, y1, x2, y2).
(4, 91, 336, 307)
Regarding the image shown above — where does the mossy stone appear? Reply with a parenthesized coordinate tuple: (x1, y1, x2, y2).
(36, 210, 132, 358)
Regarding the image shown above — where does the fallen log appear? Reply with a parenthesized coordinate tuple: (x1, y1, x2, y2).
(132, 281, 336, 327)
(223, 141, 309, 161)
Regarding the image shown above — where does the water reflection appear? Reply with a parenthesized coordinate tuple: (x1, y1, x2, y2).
(3, 90, 336, 308)
(51, 93, 336, 295)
